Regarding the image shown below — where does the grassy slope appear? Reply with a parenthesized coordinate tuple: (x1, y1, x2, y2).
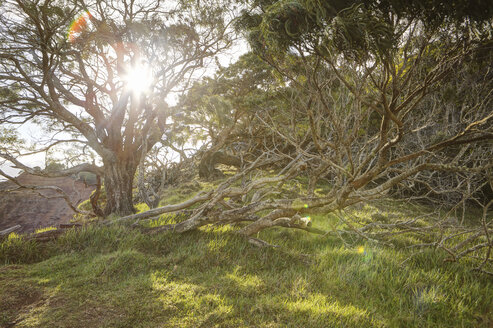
(1, 188, 492, 327)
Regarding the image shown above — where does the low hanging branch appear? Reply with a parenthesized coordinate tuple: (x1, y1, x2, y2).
(123, 153, 335, 238)
(0, 223, 82, 242)
(0, 153, 103, 177)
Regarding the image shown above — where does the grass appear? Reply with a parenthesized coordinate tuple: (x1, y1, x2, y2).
(34, 226, 57, 234)
(0, 184, 492, 327)
(0, 221, 492, 327)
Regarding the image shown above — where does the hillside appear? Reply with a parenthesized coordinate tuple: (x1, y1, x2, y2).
(0, 185, 492, 327)
(0, 173, 94, 233)
(0, 1, 492, 325)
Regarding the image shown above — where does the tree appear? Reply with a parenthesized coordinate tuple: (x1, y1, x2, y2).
(233, 0, 493, 207)
(176, 52, 283, 178)
(1, 0, 492, 273)
(110, 0, 493, 272)
(0, 0, 234, 215)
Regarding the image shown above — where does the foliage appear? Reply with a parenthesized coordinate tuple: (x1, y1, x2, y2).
(0, 127, 22, 148)
(34, 226, 58, 234)
(0, 3, 492, 318)
(0, 0, 234, 215)
(44, 160, 66, 173)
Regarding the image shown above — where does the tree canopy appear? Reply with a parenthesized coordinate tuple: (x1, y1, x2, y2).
(0, 0, 234, 215)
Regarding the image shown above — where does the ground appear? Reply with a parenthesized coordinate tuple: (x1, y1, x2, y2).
(0, 197, 492, 328)
(0, 173, 94, 233)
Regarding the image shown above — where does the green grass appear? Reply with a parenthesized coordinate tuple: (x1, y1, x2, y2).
(1, 180, 492, 327)
(1, 212, 492, 327)
(34, 226, 57, 234)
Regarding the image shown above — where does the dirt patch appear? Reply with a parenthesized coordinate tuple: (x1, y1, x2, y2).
(0, 272, 44, 327)
(0, 173, 94, 233)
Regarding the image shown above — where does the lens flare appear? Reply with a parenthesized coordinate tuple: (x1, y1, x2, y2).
(68, 11, 92, 43)
(123, 62, 153, 96)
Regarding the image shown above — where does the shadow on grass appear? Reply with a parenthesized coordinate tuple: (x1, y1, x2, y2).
(0, 225, 492, 327)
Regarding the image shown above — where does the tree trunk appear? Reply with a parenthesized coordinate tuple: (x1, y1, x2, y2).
(90, 175, 105, 217)
(103, 159, 137, 216)
(199, 151, 221, 178)
(199, 151, 242, 179)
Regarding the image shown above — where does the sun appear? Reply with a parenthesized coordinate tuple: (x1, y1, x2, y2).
(123, 62, 153, 96)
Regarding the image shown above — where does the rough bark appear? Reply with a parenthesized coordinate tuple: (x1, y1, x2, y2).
(90, 175, 104, 217)
(103, 159, 137, 216)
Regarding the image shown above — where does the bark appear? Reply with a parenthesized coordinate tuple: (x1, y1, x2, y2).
(198, 122, 242, 179)
(199, 151, 242, 178)
(0, 225, 21, 238)
(107, 191, 212, 225)
(103, 159, 137, 216)
(90, 175, 104, 217)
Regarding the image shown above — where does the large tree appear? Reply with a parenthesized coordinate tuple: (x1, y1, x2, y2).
(0, 0, 233, 215)
(110, 0, 493, 271)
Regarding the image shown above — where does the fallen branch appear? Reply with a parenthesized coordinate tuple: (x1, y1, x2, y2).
(25, 229, 66, 242)
(248, 237, 279, 248)
(0, 225, 21, 237)
(25, 223, 83, 242)
(106, 191, 213, 225)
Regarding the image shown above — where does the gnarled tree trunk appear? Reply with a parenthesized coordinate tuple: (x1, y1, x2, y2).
(199, 151, 242, 179)
(103, 159, 137, 216)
